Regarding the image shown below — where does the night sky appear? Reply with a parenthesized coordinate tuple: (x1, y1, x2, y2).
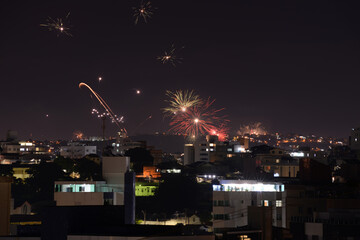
(1, 0, 360, 139)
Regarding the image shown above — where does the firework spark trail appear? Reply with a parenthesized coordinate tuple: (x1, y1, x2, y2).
(163, 90, 202, 116)
(79, 82, 122, 130)
(168, 97, 229, 139)
(132, 115, 152, 134)
(92, 108, 124, 124)
(133, 0, 154, 24)
(40, 12, 72, 36)
(157, 44, 184, 66)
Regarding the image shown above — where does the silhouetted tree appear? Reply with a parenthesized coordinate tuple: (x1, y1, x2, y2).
(26, 161, 67, 201)
(0, 165, 14, 177)
(125, 147, 154, 173)
(74, 158, 102, 180)
(54, 156, 75, 175)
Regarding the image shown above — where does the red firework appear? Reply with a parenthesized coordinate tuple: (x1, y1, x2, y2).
(209, 123, 229, 141)
(169, 97, 229, 140)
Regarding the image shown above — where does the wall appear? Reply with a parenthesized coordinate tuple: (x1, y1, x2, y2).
(0, 177, 12, 236)
(54, 192, 104, 206)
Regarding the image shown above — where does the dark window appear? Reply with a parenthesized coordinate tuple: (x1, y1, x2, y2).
(214, 214, 224, 220)
(213, 200, 217, 206)
(307, 207, 312, 214)
(224, 200, 229, 206)
(218, 200, 224, 206)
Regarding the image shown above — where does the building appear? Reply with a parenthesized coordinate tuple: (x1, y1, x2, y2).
(291, 209, 360, 240)
(299, 158, 331, 184)
(212, 180, 286, 232)
(54, 156, 135, 224)
(136, 165, 161, 179)
(0, 176, 12, 235)
(1, 143, 20, 154)
(111, 132, 145, 155)
(184, 135, 248, 165)
(148, 148, 162, 165)
(59, 142, 97, 159)
(135, 182, 158, 197)
(54, 180, 124, 205)
(257, 148, 299, 178)
(13, 166, 31, 179)
(184, 144, 195, 165)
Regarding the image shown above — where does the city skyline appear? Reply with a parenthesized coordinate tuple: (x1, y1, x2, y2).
(1, 1, 360, 139)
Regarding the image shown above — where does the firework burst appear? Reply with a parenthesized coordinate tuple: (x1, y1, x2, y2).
(209, 123, 230, 141)
(168, 97, 229, 140)
(40, 12, 72, 36)
(133, 1, 154, 24)
(73, 131, 84, 140)
(238, 122, 267, 136)
(157, 44, 183, 66)
(163, 90, 202, 116)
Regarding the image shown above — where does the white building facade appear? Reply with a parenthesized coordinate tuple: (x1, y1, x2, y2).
(212, 180, 286, 231)
(60, 142, 97, 159)
(54, 156, 131, 206)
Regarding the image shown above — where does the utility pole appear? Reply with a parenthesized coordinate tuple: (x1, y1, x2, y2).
(101, 115, 106, 140)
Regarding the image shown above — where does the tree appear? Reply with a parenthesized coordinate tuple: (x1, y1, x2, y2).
(0, 165, 14, 177)
(74, 158, 102, 180)
(25, 161, 67, 202)
(54, 156, 75, 175)
(156, 174, 199, 214)
(125, 147, 154, 173)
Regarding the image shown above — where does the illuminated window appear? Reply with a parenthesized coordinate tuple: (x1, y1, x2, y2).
(276, 200, 282, 207)
(263, 200, 269, 206)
